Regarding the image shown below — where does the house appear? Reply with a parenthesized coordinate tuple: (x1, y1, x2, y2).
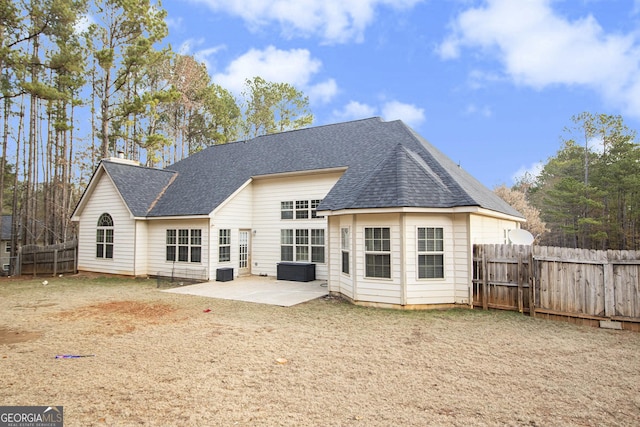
(1, 215, 11, 273)
(71, 117, 524, 308)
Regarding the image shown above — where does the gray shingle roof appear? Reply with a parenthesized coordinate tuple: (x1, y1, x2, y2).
(101, 161, 176, 217)
(99, 118, 522, 219)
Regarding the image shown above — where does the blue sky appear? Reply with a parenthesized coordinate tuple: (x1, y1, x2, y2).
(161, 0, 640, 188)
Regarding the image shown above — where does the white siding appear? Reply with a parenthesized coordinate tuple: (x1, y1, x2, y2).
(327, 212, 476, 306)
(76, 173, 137, 275)
(350, 213, 403, 305)
(146, 219, 210, 279)
(249, 172, 342, 279)
(208, 171, 342, 279)
(210, 182, 253, 277)
(469, 214, 518, 244)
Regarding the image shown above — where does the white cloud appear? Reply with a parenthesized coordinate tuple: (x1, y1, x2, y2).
(177, 39, 226, 72)
(307, 79, 339, 105)
(439, 0, 640, 118)
(381, 101, 425, 127)
(332, 100, 425, 126)
(74, 14, 94, 34)
(512, 161, 544, 184)
(332, 101, 377, 122)
(191, 0, 422, 43)
(212, 46, 325, 95)
(464, 103, 493, 118)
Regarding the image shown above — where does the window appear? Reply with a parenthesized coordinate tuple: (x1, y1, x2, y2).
(311, 229, 325, 263)
(281, 201, 293, 219)
(281, 228, 325, 263)
(219, 229, 231, 262)
(190, 229, 202, 263)
(341, 227, 350, 274)
(281, 199, 323, 220)
(311, 199, 322, 218)
(3, 264, 9, 271)
(166, 229, 202, 263)
(280, 229, 294, 261)
(295, 229, 309, 261)
(295, 200, 309, 219)
(418, 227, 444, 279)
(96, 213, 113, 259)
(5, 242, 10, 253)
(364, 227, 391, 278)
(166, 230, 176, 261)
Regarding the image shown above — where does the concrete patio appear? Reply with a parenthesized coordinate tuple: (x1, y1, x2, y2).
(161, 275, 329, 307)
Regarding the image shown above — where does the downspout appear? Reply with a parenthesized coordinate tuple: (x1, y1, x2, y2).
(133, 220, 137, 276)
(466, 213, 473, 308)
(208, 217, 212, 281)
(400, 212, 407, 306)
(352, 215, 358, 302)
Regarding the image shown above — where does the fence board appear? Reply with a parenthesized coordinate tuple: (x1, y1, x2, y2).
(472, 244, 640, 329)
(19, 240, 77, 276)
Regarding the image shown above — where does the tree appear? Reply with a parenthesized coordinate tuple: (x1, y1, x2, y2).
(530, 113, 640, 249)
(494, 184, 547, 241)
(87, 0, 168, 159)
(241, 77, 313, 138)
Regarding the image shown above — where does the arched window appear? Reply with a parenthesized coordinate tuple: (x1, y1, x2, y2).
(96, 213, 114, 259)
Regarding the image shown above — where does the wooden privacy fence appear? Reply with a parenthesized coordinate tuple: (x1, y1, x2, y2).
(472, 244, 640, 331)
(19, 240, 78, 276)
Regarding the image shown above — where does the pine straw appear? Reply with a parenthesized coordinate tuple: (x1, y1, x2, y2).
(0, 276, 639, 426)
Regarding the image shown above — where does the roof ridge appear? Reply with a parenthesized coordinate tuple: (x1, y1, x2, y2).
(146, 172, 179, 214)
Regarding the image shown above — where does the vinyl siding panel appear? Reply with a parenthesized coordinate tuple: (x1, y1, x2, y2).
(249, 172, 342, 279)
(76, 173, 136, 275)
(351, 214, 402, 305)
(470, 214, 518, 244)
(210, 182, 253, 277)
(404, 214, 457, 305)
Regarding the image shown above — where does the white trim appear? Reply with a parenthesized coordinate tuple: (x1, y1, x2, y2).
(252, 167, 347, 180)
(318, 206, 524, 222)
(210, 178, 253, 218)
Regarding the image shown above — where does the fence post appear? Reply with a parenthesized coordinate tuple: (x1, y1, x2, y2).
(528, 250, 535, 318)
(482, 246, 488, 311)
(53, 249, 58, 277)
(517, 253, 524, 313)
(603, 260, 615, 318)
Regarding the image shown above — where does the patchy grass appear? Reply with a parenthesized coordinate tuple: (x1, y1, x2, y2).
(1, 274, 639, 426)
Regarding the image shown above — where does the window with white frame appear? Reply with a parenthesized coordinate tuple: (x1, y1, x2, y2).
(341, 227, 350, 274)
(295, 200, 309, 219)
(281, 199, 323, 220)
(311, 229, 325, 263)
(281, 201, 293, 219)
(166, 229, 202, 263)
(96, 213, 114, 259)
(311, 199, 322, 218)
(219, 229, 231, 262)
(281, 229, 325, 263)
(295, 229, 309, 260)
(280, 229, 294, 261)
(417, 227, 444, 279)
(364, 227, 391, 278)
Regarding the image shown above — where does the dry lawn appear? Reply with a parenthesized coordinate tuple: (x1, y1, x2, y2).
(1, 274, 639, 426)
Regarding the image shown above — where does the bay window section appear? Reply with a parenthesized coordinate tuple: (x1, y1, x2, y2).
(364, 227, 391, 278)
(418, 227, 444, 279)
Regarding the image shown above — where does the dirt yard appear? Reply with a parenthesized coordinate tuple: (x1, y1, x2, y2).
(1, 275, 639, 426)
